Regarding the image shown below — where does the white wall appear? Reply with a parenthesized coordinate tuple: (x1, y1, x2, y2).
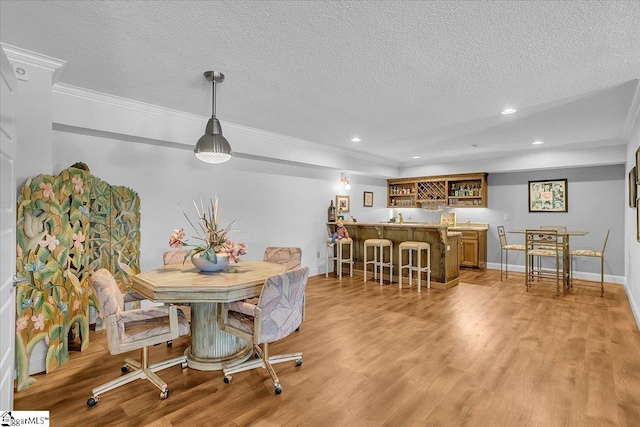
(51, 132, 389, 275)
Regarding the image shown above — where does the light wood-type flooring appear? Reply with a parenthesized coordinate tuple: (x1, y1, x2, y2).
(13, 269, 640, 426)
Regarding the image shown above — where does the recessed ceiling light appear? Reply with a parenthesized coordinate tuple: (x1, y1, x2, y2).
(351, 137, 361, 142)
(412, 156, 420, 159)
(501, 108, 517, 115)
(471, 144, 479, 148)
(532, 140, 544, 145)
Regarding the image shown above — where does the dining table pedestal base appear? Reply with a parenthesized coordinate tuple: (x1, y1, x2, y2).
(186, 301, 253, 371)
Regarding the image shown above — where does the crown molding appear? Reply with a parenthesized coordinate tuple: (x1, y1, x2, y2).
(0, 43, 66, 83)
(52, 82, 399, 168)
(53, 82, 204, 123)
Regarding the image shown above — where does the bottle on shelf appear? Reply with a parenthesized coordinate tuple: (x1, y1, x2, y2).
(328, 200, 336, 222)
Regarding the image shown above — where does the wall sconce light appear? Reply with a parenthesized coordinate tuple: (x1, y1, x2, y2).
(340, 174, 351, 190)
(194, 70, 233, 163)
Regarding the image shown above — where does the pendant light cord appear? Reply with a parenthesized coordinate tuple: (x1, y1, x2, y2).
(212, 77, 216, 119)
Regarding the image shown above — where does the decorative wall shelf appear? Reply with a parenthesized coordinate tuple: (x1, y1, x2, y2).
(388, 173, 488, 208)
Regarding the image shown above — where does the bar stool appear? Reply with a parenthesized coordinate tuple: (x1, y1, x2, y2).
(398, 241, 430, 292)
(325, 238, 353, 280)
(569, 229, 609, 297)
(363, 239, 393, 285)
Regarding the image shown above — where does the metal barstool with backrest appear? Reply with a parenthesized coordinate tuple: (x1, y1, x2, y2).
(398, 241, 430, 291)
(570, 229, 610, 297)
(364, 239, 393, 285)
(539, 225, 567, 247)
(537, 225, 567, 275)
(525, 229, 563, 296)
(497, 226, 525, 281)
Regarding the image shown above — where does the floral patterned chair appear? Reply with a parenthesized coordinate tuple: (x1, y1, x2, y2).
(262, 246, 302, 270)
(229, 247, 303, 310)
(219, 266, 309, 394)
(163, 249, 191, 266)
(87, 269, 190, 407)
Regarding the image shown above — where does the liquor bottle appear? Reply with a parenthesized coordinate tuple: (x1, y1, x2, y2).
(328, 200, 336, 222)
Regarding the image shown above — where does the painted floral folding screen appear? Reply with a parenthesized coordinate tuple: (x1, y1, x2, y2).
(14, 163, 140, 391)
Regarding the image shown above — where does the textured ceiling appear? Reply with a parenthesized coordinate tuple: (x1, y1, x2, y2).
(1, 0, 639, 167)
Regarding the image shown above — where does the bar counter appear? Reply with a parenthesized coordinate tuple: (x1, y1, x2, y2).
(329, 222, 462, 289)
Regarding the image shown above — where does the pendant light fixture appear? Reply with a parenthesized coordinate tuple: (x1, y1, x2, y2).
(194, 70, 233, 163)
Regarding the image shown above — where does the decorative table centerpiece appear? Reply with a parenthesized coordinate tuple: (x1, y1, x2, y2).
(168, 197, 246, 272)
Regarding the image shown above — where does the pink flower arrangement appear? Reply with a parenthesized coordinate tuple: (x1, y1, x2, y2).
(169, 197, 246, 264)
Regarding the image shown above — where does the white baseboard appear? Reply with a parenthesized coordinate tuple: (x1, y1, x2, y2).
(28, 341, 46, 375)
(626, 284, 640, 330)
(485, 262, 625, 285)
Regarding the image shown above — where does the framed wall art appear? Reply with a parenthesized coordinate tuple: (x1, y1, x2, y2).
(528, 179, 567, 212)
(630, 167, 637, 208)
(363, 191, 373, 207)
(336, 195, 350, 213)
(636, 146, 640, 185)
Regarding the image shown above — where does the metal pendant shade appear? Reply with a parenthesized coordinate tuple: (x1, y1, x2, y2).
(194, 71, 233, 163)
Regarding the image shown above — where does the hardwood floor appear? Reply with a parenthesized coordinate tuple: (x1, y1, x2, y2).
(13, 269, 640, 426)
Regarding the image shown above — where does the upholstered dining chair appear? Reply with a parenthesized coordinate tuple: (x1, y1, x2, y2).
(263, 246, 302, 270)
(525, 229, 563, 296)
(570, 229, 610, 297)
(497, 226, 525, 281)
(163, 249, 190, 266)
(87, 269, 190, 407)
(220, 266, 309, 394)
(230, 247, 303, 314)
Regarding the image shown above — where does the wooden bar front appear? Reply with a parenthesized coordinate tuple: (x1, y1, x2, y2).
(331, 222, 461, 289)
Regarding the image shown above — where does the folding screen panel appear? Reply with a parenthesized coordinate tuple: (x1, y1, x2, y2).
(14, 164, 140, 391)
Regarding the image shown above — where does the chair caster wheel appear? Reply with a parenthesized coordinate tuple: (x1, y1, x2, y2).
(87, 397, 98, 407)
(121, 365, 129, 373)
(295, 359, 302, 367)
(224, 376, 231, 384)
(275, 385, 282, 395)
(161, 390, 169, 399)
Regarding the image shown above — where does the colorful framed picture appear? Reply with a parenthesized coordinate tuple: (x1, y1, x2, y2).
(363, 191, 373, 207)
(630, 167, 637, 208)
(528, 179, 567, 212)
(336, 195, 350, 213)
